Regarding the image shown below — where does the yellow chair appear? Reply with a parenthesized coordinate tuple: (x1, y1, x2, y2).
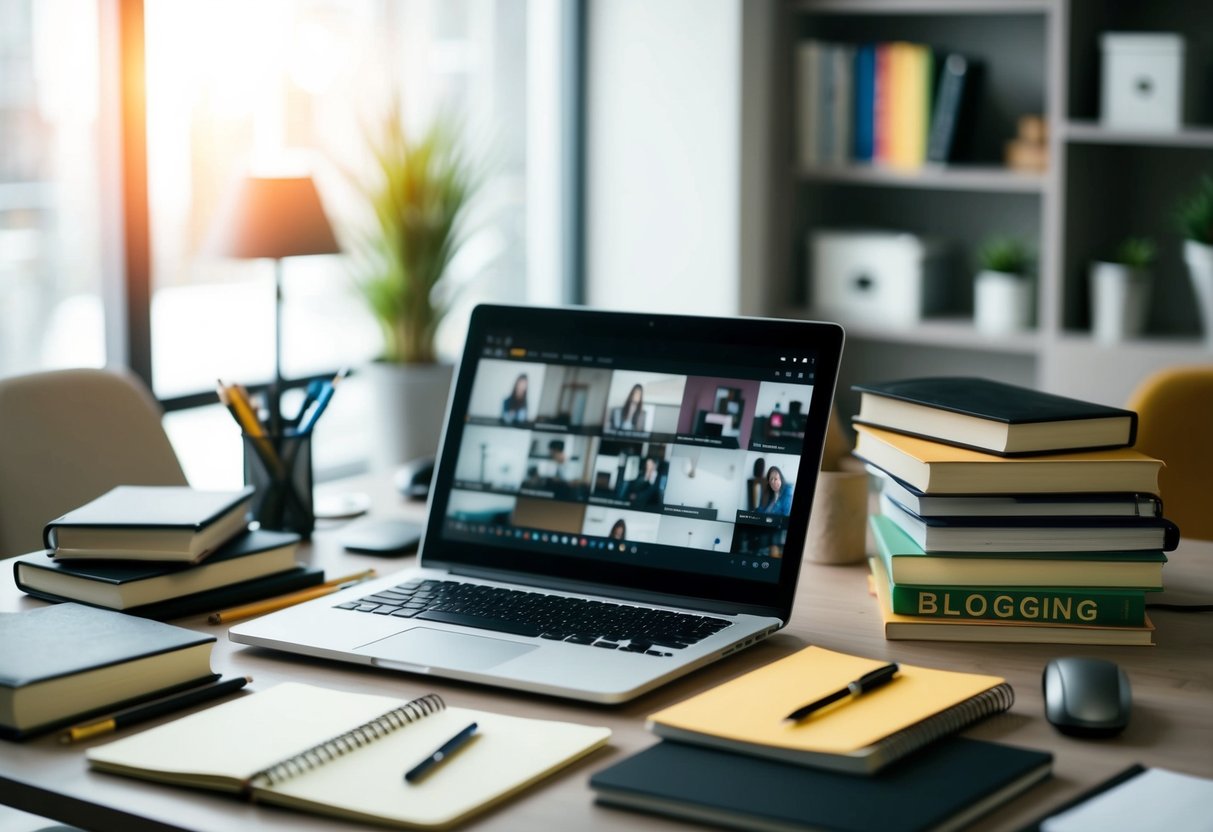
(1127, 365, 1213, 541)
(0, 368, 187, 557)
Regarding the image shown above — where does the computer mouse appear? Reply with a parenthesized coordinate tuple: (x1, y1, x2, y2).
(394, 456, 436, 501)
(1042, 657, 1131, 737)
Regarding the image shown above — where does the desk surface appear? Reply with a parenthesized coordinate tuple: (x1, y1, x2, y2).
(2, 481, 1211, 832)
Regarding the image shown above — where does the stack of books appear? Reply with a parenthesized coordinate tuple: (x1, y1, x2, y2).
(854, 377, 1174, 646)
(796, 40, 980, 170)
(590, 646, 1053, 831)
(12, 485, 319, 619)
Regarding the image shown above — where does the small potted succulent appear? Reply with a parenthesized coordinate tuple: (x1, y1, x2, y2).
(974, 237, 1033, 334)
(1089, 237, 1155, 343)
(1177, 175, 1213, 344)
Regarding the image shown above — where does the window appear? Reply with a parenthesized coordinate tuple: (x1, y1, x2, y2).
(0, 0, 108, 378)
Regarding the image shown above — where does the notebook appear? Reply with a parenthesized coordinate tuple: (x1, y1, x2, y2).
(87, 682, 611, 829)
(1040, 768, 1213, 832)
(229, 305, 847, 704)
(590, 737, 1053, 832)
(646, 645, 1012, 774)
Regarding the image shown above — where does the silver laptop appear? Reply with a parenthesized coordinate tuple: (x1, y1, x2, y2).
(231, 305, 844, 703)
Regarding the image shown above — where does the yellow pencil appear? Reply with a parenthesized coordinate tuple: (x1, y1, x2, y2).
(207, 568, 377, 624)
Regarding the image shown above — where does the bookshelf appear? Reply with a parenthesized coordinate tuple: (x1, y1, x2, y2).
(743, 0, 1213, 419)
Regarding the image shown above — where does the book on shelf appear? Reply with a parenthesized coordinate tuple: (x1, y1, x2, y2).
(853, 44, 876, 161)
(0, 604, 216, 740)
(854, 425, 1162, 496)
(646, 645, 1012, 776)
(853, 377, 1138, 456)
(870, 557, 1156, 646)
(872, 515, 1166, 590)
(879, 493, 1179, 554)
(14, 529, 301, 612)
(868, 465, 1163, 519)
(44, 485, 255, 563)
(796, 40, 854, 168)
(887, 42, 933, 169)
(926, 54, 982, 164)
(590, 737, 1052, 832)
(87, 682, 611, 830)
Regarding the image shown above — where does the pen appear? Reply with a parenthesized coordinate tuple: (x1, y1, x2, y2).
(297, 368, 349, 435)
(784, 663, 900, 722)
(404, 722, 479, 783)
(207, 568, 378, 624)
(59, 675, 251, 743)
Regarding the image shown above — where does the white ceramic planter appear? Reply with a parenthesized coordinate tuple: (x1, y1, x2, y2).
(1089, 262, 1149, 343)
(1183, 239, 1213, 346)
(365, 361, 454, 472)
(974, 270, 1032, 334)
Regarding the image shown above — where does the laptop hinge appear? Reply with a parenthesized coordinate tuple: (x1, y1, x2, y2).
(430, 561, 785, 621)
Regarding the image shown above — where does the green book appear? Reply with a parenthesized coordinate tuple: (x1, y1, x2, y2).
(870, 515, 1166, 590)
(883, 579, 1147, 627)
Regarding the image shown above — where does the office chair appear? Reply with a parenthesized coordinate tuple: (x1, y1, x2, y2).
(1126, 365, 1213, 541)
(0, 368, 187, 557)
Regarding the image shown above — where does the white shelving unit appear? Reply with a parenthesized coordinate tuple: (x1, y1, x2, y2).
(742, 0, 1213, 418)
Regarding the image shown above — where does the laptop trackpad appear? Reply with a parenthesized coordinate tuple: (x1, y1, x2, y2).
(358, 627, 537, 671)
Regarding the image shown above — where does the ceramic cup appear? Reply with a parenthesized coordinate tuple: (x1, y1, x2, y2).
(804, 469, 869, 565)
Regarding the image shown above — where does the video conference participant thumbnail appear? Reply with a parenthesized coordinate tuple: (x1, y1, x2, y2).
(589, 440, 671, 509)
(655, 515, 735, 553)
(749, 381, 813, 454)
(674, 376, 760, 449)
(603, 371, 687, 436)
(511, 496, 587, 536)
(581, 506, 661, 544)
(520, 434, 596, 501)
(737, 450, 802, 520)
(453, 425, 531, 493)
(731, 524, 787, 559)
(662, 446, 748, 522)
(446, 489, 517, 528)
(466, 358, 549, 426)
(531, 365, 613, 432)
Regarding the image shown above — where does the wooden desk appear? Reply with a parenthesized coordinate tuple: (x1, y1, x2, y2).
(2, 482, 1210, 832)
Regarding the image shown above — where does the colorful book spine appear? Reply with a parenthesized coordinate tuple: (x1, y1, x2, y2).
(887, 42, 933, 169)
(885, 583, 1147, 627)
(853, 44, 876, 162)
(873, 43, 894, 164)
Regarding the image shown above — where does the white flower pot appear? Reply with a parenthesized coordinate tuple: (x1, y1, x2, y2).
(365, 361, 454, 472)
(1183, 239, 1213, 346)
(974, 270, 1032, 334)
(1089, 262, 1149, 343)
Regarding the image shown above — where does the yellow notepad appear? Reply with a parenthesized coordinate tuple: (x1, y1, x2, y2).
(647, 646, 1011, 774)
(88, 682, 610, 829)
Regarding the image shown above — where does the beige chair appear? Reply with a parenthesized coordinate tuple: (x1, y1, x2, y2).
(0, 368, 187, 557)
(1126, 365, 1213, 542)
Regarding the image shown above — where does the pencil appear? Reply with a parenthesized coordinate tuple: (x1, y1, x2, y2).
(207, 568, 377, 624)
(59, 676, 252, 743)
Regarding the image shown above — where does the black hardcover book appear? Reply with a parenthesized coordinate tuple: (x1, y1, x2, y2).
(591, 738, 1053, 832)
(18, 565, 325, 621)
(853, 377, 1138, 455)
(0, 604, 216, 739)
(14, 529, 301, 611)
(926, 54, 983, 164)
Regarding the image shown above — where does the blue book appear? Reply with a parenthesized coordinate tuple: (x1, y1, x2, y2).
(853, 44, 877, 162)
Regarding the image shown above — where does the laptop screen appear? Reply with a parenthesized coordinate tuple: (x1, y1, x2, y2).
(423, 306, 843, 614)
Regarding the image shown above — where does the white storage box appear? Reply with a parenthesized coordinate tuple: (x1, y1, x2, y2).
(1101, 33, 1184, 132)
(810, 230, 949, 327)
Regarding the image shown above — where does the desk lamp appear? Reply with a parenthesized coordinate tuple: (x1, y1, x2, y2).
(205, 175, 341, 429)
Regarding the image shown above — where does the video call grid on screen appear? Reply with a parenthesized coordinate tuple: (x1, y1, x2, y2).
(443, 341, 819, 584)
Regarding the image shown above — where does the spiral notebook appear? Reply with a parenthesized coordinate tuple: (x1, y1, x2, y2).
(646, 646, 1013, 775)
(87, 682, 611, 829)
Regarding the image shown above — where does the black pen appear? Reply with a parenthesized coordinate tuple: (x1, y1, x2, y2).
(59, 675, 252, 743)
(784, 663, 899, 722)
(404, 722, 479, 783)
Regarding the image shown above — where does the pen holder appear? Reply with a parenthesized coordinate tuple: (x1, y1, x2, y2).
(243, 433, 315, 539)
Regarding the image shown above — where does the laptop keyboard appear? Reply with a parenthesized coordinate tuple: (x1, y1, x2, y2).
(335, 579, 733, 657)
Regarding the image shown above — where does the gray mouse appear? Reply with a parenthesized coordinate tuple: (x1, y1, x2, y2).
(1042, 657, 1131, 737)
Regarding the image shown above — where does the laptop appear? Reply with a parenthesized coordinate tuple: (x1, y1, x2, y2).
(231, 305, 844, 703)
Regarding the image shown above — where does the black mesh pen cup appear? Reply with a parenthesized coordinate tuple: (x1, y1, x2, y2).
(243, 432, 315, 539)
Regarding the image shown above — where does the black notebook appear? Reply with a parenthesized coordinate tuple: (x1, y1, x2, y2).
(591, 738, 1052, 832)
(853, 377, 1137, 456)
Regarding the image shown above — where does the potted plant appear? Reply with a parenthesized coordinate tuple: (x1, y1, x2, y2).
(1178, 175, 1213, 345)
(1089, 237, 1155, 343)
(974, 237, 1033, 334)
(352, 101, 478, 468)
